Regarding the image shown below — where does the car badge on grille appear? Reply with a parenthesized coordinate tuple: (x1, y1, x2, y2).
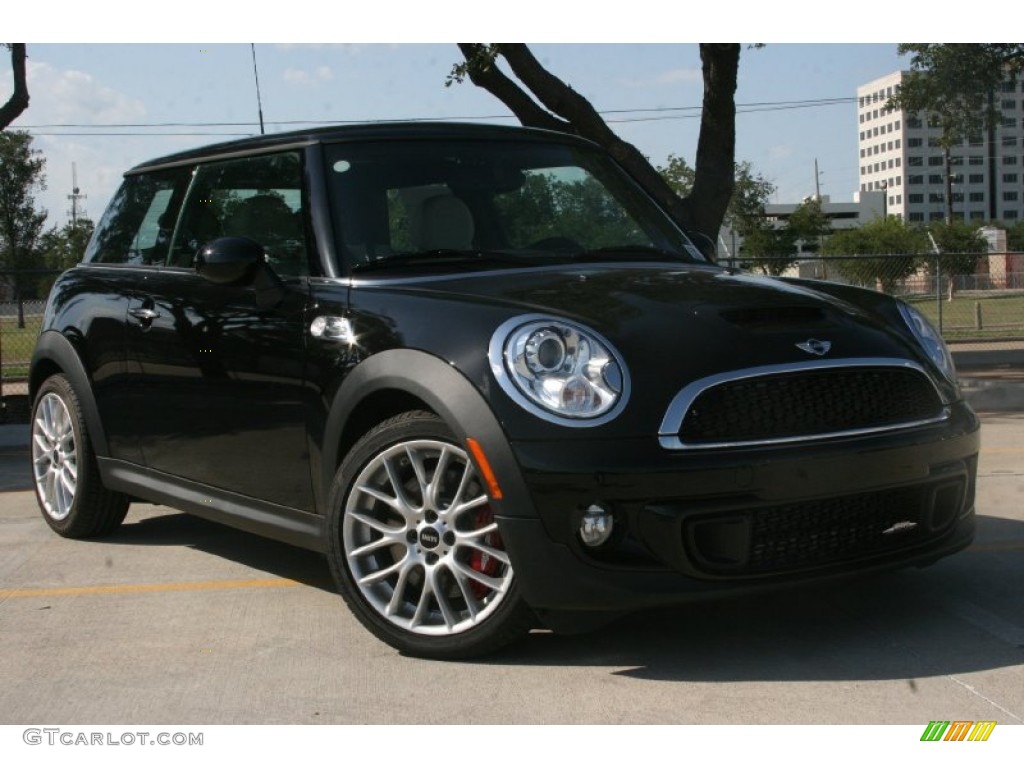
(882, 520, 917, 536)
(796, 339, 831, 356)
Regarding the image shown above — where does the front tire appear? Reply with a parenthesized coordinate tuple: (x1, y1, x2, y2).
(31, 374, 129, 538)
(326, 411, 533, 658)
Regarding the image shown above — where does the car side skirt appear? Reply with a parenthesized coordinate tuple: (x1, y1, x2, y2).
(98, 458, 326, 552)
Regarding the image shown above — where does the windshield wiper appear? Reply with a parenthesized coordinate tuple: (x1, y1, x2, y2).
(350, 249, 535, 273)
(569, 244, 687, 262)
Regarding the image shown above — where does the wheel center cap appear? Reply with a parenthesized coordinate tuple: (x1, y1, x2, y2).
(419, 527, 441, 550)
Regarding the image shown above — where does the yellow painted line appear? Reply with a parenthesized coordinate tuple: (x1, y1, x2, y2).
(0, 577, 302, 600)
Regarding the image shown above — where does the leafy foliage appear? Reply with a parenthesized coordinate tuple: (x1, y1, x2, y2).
(0, 130, 47, 304)
(927, 220, 987, 275)
(36, 218, 94, 295)
(889, 44, 1024, 148)
(822, 216, 925, 293)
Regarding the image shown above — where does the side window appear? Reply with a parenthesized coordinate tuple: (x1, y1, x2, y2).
(170, 151, 309, 276)
(85, 169, 189, 265)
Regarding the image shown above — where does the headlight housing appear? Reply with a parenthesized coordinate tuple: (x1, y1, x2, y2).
(897, 301, 956, 383)
(489, 315, 630, 426)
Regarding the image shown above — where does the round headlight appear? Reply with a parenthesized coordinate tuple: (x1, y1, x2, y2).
(489, 316, 630, 425)
(898, 301, 956, 383)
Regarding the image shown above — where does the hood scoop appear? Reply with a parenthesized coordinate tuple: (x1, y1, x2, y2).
(719, 305, 827, 330)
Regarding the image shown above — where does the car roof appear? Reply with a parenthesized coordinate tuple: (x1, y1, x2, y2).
(128, 121, 593, 175)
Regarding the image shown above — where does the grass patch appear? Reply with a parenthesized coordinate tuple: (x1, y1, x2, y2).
(902, 292, 1024, 340)
(1, 314, 43, 379)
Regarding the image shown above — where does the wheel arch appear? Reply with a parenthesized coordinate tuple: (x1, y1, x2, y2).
(320, 349, 532, 518)
(30, 330, 110, 457)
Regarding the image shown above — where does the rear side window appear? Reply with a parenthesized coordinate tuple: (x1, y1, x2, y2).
(85, 169, 189, 265)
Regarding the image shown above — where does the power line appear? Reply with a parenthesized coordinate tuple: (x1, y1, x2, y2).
(16, 95, 858, 135)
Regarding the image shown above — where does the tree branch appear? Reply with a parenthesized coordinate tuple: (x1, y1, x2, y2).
(0, 44, 30, 131)
(455, 44, 569, 132)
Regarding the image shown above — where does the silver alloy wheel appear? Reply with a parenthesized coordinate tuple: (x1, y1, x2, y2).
(343, 439, 514, 636)
(32, 392, 78, 521)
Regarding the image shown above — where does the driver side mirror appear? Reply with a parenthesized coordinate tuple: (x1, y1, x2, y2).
(195, 236, 286, 310)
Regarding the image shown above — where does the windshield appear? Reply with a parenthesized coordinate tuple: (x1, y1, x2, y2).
(323, 138, 705, 274)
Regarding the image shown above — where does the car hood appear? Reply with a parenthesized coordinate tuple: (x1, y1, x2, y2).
(348, 262, 952, 437)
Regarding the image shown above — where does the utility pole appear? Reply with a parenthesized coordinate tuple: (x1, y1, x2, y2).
(251, 44, 266, 136)
(66, 162, 86, 227)
(814, 158, 822, 201)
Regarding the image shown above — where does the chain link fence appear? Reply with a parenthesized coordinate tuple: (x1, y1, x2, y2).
(1, 270, 60, 423)
(2, 258, 1022, 421)
(734, 252, 1024, 345)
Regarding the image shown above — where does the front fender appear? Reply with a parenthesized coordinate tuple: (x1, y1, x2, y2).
(320, 349, 534, 520)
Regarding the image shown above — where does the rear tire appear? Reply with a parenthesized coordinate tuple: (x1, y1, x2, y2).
(31, 374, 129, 538)
(326, 411, 533, 659)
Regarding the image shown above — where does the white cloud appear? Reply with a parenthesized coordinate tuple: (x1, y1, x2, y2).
(24, 60, 147, 125)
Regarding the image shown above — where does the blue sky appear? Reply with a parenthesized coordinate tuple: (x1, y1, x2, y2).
(4, 43, 909, 229)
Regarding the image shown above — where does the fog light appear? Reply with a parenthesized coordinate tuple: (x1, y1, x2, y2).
(579, 504, 614, 547)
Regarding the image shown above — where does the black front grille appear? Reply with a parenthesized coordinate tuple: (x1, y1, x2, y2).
(683, 478, 965, 577)
(679, 367, 943, 445)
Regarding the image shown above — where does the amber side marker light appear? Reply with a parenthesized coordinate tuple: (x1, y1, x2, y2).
(465, 437, 504, 500)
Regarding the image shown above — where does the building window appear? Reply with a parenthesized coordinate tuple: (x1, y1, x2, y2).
(969, 135, 983, 146)
(909, 212, 925, 222)
(895, 175, 901, 183)
(860, 149, 866, 158)
(1004, 210, 1020, 219)
(951, 192, 964, 203)
(1003, 136, 1018, 147)
(1003, 100, 1017, 110)
(895, 157, 902, 167)
(907, 137, 923, 147)
(969, 192, 985, 202)
(928, 156, 944, 166)
(1004, 173, 1019, 183)
(928, 137, 942, 147)
(895, 120, 901, 130)
(970, 211, 985, 220)
(950, 156, 963, 165)
(1004, 191, 1020, 201)
(1005, 156, 1019, 165)
(909, 193, 924, 203)
(895, 194, 902, 204)
(969, 173, 984, 183)
(969, 156, 984, 166)
(1001, 81, 1016, 93)
(1003, 117, 1018, 128)
(873, 109, 879, 119)
(951, 173, 964, 184)
(859, 114, 865, 124)
(929, 193, 945, 203)
(888, 159, 894, 169)
(929, 174, 944, 184)
(908, 156, 923, 166)
(908, 175, 924, 185)
(887, 141, 894, 150)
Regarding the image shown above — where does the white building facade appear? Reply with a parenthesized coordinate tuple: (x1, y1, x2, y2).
(857, 71, 1024, 225)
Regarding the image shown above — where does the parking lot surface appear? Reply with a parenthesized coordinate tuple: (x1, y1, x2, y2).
(1, 415, 1021, 725)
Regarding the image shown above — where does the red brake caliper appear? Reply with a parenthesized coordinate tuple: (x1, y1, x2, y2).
(468, 505, 503, 599)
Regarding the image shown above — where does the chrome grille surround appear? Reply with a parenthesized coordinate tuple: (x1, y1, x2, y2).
(658, 358, 950, 451)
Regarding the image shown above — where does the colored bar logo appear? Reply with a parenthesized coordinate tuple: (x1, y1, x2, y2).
(921, 721, 997, 741)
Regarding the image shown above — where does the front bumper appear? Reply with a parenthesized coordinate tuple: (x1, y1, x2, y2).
(494, 401, 980, 614)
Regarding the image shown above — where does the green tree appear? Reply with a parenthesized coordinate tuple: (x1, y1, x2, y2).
(660, 156, 775, 239)
(822, 216, 926, 294)
(1, 44, 30, 130)
(0, 130, 47, 325)
(449, 44, 741, 250)
(888, 44, 1024, 223)
(1006, 220, 1024, 252)
(36, 217, 94, 296)
(787, 197, 830, 254)
(928, 220, 987, 277)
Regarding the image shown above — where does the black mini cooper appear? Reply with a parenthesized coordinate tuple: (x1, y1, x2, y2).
(30, 123, 980, 658)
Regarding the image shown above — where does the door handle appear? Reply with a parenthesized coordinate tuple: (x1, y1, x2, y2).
(128, 307, 161, 321)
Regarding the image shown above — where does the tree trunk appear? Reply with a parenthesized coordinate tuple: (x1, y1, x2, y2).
(0, 45, 30, 131)
(454, 43, 740, 250)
